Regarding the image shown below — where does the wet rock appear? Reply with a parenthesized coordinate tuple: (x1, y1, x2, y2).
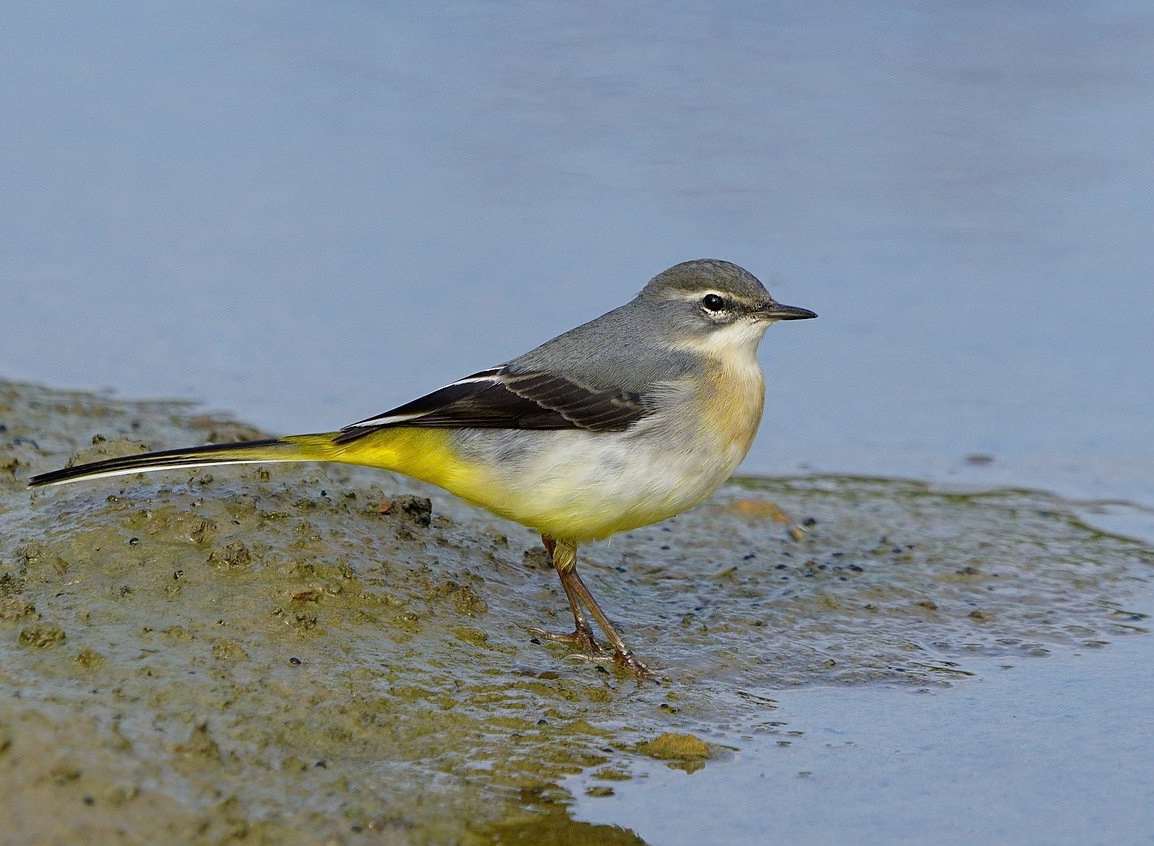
(189, 518, 218, 545)
(523, 546, 553, 569)
(211, 639, 250, 662)
(378, 495, 433, 527)
(476, 809, 646, 845)
(66, 438, 150, 468)
(73, 648, 105, 670)
(18, 623, 66, 649)
(445, 581, 488, 617)
(639, 732, 711, 762)
(174, 722, 223, 763)
(207, 541, 253, 571)
(15, 543, 70, 581)
(0, 597, 36, 622)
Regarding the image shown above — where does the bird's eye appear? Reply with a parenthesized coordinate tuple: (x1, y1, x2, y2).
(701, 294, 727, 312)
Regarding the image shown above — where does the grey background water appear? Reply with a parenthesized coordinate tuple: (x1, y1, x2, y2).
(2, 1, 1151, 506)
(568, 601, 1154, 846)
(3, 3, 1153, 844)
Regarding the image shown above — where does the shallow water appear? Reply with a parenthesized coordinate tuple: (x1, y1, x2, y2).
(568, 616, 1154, 846)
(2, 1, 1152, 505)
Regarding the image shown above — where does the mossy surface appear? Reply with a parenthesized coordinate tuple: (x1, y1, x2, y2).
(1, 380, 1150, 843)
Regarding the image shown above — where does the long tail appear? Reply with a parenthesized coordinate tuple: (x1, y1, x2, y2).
(27, 434, 341, 489)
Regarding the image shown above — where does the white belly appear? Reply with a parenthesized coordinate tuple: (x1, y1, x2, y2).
(453, 403, 756, 542)
(511, 428, 738, 539)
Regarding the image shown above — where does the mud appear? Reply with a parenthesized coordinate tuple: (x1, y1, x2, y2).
(1, 380, 1150, 844)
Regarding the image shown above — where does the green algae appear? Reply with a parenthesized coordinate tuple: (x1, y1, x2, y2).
(0, 379, 1151, 844)
(638, 733, 711, 761)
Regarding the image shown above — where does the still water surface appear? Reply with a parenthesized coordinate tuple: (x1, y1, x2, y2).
(569, 608, 1154, 846)
(2, 1, 1151, 505)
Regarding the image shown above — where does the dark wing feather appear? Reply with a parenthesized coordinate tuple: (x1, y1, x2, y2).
(333, 366, 647, 444)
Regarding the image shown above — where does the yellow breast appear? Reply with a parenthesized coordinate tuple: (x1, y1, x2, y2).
(702, 359, 764, 461)
(693, 325, 766, 466)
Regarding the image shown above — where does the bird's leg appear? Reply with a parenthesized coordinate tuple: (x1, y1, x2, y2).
(528, 535, 604, 656)
(562, 564, 652, 678)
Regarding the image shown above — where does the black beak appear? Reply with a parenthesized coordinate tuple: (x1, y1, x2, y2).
(759, 302, 817, 321)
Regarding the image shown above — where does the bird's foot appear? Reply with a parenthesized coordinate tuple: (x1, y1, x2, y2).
(528, 624, 607, 658)
(612, 648, 653, 679)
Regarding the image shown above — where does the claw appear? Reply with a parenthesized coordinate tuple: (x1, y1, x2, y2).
(527, 625, 606, 657)
(613, 649, 653, 679)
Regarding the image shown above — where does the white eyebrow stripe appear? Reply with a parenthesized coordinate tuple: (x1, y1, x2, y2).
(667, 289, 759, 306)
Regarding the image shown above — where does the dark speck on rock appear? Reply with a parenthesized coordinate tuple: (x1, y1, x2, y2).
(207, 542, 252, 570)
(802, 517, 817, 527)
(381, 495, 432, 527)
(289, 656, 302, 666)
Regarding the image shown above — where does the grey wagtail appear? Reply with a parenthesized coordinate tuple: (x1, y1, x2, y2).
(30, 259, 816, 675)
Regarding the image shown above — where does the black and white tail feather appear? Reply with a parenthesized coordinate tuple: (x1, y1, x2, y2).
(27, 439, 293, 488)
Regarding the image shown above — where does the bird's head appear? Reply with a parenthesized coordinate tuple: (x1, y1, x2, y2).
(639, 259, 816, 354)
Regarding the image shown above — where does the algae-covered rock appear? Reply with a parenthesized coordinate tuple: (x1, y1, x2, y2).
(639, 732, 713, 772)
(639, 732, 711, 761)
(18, 623, 66, 649)
(1, 379, 1151, 844)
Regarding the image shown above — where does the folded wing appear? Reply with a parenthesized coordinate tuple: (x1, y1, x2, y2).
(333, 366, 647, 443)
